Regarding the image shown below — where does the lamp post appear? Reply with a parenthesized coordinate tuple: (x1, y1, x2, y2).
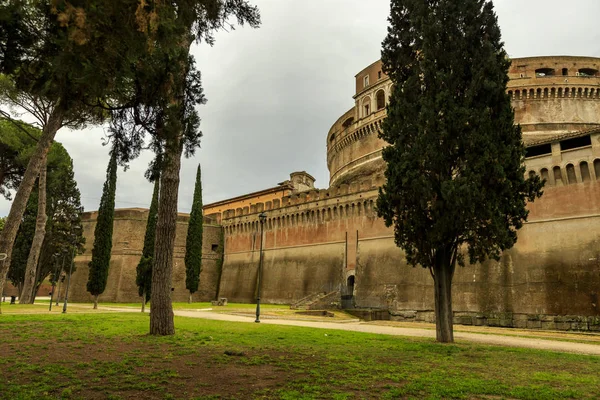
(49, 253, 65, 312)
(0, 253, 7, 314)
(255, 212, 267, 323)
(62, 245, 76, 314)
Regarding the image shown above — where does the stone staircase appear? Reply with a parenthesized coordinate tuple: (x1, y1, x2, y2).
(290, 291, 340, 310)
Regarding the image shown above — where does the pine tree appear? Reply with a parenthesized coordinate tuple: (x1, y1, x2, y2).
(376, 0, 544, 342)
(86, 149, 118, 309)
(185, 164, 203, 303)
(136, 176, 160, 312)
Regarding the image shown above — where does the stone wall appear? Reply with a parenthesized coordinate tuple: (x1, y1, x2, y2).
(68, 208, 223, 303)
(217, 176, 600, 330)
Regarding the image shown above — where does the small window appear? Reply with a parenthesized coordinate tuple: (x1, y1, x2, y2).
(342, 117, 354, 128)
(211, 244, 219, 252)
(363, 75, 369, 87)
(329, 133, 336, 142)
(364, 104, 370, 117)
(562, 68, 568, 76)
(378, 71, 382, 79)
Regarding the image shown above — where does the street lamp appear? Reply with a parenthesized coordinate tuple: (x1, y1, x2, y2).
(0, 253, 7, 314)
(62, 245, 76, 314)
(49, 253, 65, 312)
(255, 212, 267, 323)
(63, 223, 81, 314)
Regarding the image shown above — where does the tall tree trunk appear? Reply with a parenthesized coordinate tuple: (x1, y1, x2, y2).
(432, 248, 455, 343)
(0, 107, 63, 314)
(149, 34, 192, 336)
(188, 293, 192, 304)
(141, 291, 146, 313)
(20, 157, 48, 304)
(149, 138, 182, 335)
(93, 294, 99, 309)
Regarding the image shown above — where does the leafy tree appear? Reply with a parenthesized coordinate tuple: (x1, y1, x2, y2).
(185, 164, 203, 303)
(18, 155, 47, 304)
(0, 118, 38, 200)
(213, 227, 225, 301)
(129, 0, 260, 336)
(376, 0, 544, 342)
(0, 0, 152, 299)
(136, 175, 160, 312)
(7, 141, 84, 299)
(0, 216, 5, 232)
(86, 148, 118, 309)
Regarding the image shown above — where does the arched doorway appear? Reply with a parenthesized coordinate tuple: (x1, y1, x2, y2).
(347, 275, 355, 296)
(342, 275, 355, 309)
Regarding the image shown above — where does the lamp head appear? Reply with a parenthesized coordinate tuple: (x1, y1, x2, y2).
(259, 212, 267, 223)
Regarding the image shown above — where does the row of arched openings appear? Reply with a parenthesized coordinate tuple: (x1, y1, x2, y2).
(361, 89, 387, 118)
(225, 200, 375, 235)
(529, 159, 600, 186)
(508, 87, 600, 100)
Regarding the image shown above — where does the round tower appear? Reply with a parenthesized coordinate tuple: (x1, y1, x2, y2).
(327, 56, 600, 187)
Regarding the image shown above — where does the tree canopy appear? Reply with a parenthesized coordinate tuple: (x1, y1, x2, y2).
(376, 0, 544, 342)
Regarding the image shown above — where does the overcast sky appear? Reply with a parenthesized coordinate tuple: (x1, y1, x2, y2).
(2, 0, 600, 217)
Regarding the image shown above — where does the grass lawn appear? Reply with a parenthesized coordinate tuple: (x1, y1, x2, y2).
(0, 313, 599, 399)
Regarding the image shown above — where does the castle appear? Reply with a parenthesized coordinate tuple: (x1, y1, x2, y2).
(69, 56, 600, 331)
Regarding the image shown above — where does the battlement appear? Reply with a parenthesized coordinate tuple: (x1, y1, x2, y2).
(217, 176, 384, 234)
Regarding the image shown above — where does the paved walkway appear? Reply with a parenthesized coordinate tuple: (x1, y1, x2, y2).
(166, 309, 600, 356)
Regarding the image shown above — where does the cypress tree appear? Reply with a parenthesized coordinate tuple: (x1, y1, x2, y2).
(184, 164, 203, 303)
(376, 0, 543, 342)
(86, 149, 118, 309)
(136, 176, 160, 312)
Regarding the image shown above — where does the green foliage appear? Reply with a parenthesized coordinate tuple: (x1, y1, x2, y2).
(185, 164, 203, 295)
(136, 177, 160, 302)
(0, 118, 39, 200)
(86, 149, 118, 297)
(6, 129, 84, 290)
(0, 216, 5, 232)
(376, 0, 544, 270)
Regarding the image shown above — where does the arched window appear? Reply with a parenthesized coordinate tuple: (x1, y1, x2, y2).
(540, 168, 550, 184)
(566, 164, 577, 184)
(376, 89, 386, 110)
(361, 96, 371, 118)
(553, 166, 563, 186)
(594, 159, 600, 181)
(342, 117, 354, 129)
(528, 170, 536, 179)
(580, 161, 591, 182)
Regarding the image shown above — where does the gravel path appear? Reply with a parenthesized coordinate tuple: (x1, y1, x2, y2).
(172, 309, 600, 356)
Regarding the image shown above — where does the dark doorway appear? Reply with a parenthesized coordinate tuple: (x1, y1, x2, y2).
(342, 275, 355, 309)
(347, 275, 355, 296)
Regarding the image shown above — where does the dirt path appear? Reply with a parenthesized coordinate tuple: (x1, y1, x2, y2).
(168, 309, 600, 356)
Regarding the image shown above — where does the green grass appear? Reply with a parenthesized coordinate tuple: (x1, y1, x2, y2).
(1, 313, 599, 399)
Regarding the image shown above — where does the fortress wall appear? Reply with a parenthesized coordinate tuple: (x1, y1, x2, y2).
(219, 243, 345, 304)
(219, 180, 600, 325)
(68, 209, 222, 303)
